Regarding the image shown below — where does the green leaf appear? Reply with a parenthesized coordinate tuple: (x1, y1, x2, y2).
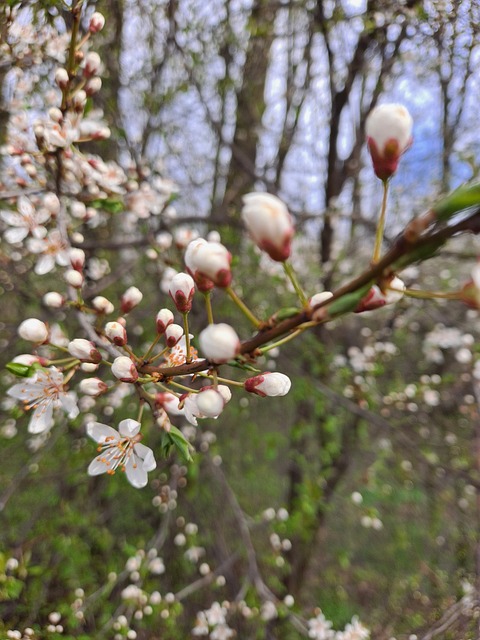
(89, 198, 124, 214)
(161, 426, 194, 462)
(275, 307, 300, 321)
(6, 362, 35, 377)
(433, 182, 480, 221)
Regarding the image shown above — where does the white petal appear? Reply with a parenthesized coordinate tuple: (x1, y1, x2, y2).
(118, 419, 141, 437)
(7, 381, 42, 401)
(56, 251, 71, 267)
(35, 254, 55, 275)
(32, 225, 48, 239)
(28, 402, 54, 434)
(134, 443, 157, 472)
(86, 421, 119, 443)
(88, 447, 118, 476)
(125, 453, 148, 488)
(4, 227, 29, 243)
(17, 196, 35, 218)
(60, 393, 79, 419)
(0, 210, 23, 226)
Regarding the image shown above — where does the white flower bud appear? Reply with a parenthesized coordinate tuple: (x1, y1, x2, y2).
(64, 269, 84, 288)
(43, 193, 61, 215)
(48, 108, 63, 124)
(84, 52, 101, 77)
(169, 272, 195, 313)
(89, 11, 105, 33)
(43, 292, 64, 308)
(165, 323, 184, 348)
(18, 318, 49, 343)
(79, 378, 107, 396)
(92, 296, 114, 314)
(198, 323, 240, 363)
(68, 339, 102, 363)
(196, 389, 225, 418)
(72, 90, 87, 112)
(156, 308, 174, 334)
(245, 372, 291, 397)
(385, 276, 406, 304)
(355, 276, 406, 313)
(121, 286, 143, 313)
(184, 239, 232, 288)
(365, 104, 413, 180)
(156, 392, 184, 416)
(80, 362, 99, 373)
(13, 354, 40, 365)
(85, 77, 102, 96)
(111, 356, 138, 382)
(105, 321, 127, 346)
(309, 291, 333, 307)
(55, 68, 69, 90)
(70, 247, 85, 270)
(242, 193, 294, 262)
(207, 230, 221, 243)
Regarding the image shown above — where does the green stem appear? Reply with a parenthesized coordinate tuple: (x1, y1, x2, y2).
(137, 400, 145, 423)
(182, 313, 192, 363)
(259, 328, 305, 354)
(123, 344, 140, 363)
(198, 373, 244, 388)
(372, 179, 389, 264)
(225, 286, 261, 328)
(148, 345, 169, 364)
(168, 380, 198, 394)
(283, 261, 308, 308)
(204, 291, 214, 324)
(402, 288, 462, 300)
(142, 334, 161, 362)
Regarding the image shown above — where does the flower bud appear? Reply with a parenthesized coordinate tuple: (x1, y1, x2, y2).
(81, 362, 99, 373)
(309, 291, 333, 307)
(84, 52, 101, 78)
(460, 262, 480, 309)
(111, 356, 138, 382)
(85, 77, 102, 96)
(196, 388, 225, 417)
(64, 269, 84, 288)
(89, 11, 105, 33)
(184, 239, 214, 292)
(365, 104, 413, 180)
(156, 392, 184, 416)
(165, 323, 184, 348)
(70, 247, 85, 270)
(241, 193, 294, 262)
(198, 323, 240, 363)
(72, 90, 87, 113)
(55, 68, 69, 90)
(245, 372, 291, 397)
(79, 377, 107, 396)
(184, 239, 232, 288)
(92, 296, 114, 314)
(43, 292, 64, 308)
(121, 286, 143, 313)
(18, 318, 49, 343)
(13, 354, 41, 366)
(43, 193, 61, 215)
(105, 321, 127, 346)
(156, 308, 174, 334)
(68, 339, 102, 363)
(169, 272, 195, 313)
(355, 276, 405, 313)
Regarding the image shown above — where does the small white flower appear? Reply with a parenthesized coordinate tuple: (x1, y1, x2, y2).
(1, 196, 49, 244)
(244, 372, 291, 397)
(242, 192, 294, 262)
(156, 392, 184, 416)
(18, 318, 48, 343)
(198, 323, 240, 363)
(307, 611, 335, 639)
(27, 229, 70, 275)
(204, 602, 226, 626)
(7, 367, 79, 433)
(86, 419, 156, 488)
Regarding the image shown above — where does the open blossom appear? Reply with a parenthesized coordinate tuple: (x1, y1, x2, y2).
(365, 104, 413, 180)
(198, 324, 241, 363)
(18, 318, 49, 343)
(27, 229, 70, 275)
(1, 195, 50, 244)
(241, 192, 294, 262)
(245, 372, 291, 397)
(165, 335, 198, 367)
(185, 239, 232, 289)
(169, 272, 195, 313)
(7, 367, 79, 433)
(86, 419, 156, 488)
(307, 611, 335, 639)
(183, 389, 226, 426)
(355, 276, 405, 313)
(336, 616, 370, 640)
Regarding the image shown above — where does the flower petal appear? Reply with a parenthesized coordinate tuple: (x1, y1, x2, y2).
(4, 226, 29, 243)
(134, 443, 157, 472)
(7, 381, 42, 401)
(118, 419, 141, 438)
(60, 392, 79, 419)
(28, 402, 54, 434)
(86, 421, 119, 443)
(125, 453, 148, 488)
(35, 254, 55, 275)
(88, 447, 118, 475)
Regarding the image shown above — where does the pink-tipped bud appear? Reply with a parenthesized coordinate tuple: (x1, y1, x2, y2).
(85, 77, 102, 96)
(184, 239, 214, 292)
(184, 239, 232, 288)
(70, 247, 85, 271)
(165, 323, 184, 348)
(196, 388, 225, 418)
(79, 377, 107, 396)
(43, 193, 61, 215)
(355, 276, 405, 313)
(198, 323, 240, 363)
(460, 262, 480, 309)
(89, 11, 105, 33)
(156, 308, 174, 334)
(83, 52, 101, 78)
(92, 296, 114, 314)
(55, 68, 69, 90)
(245, 372, 291, 397)
(121, 286, 143, 313)
(365, 104, 413, 181)
(64, 269, 84, 288)
(18, 318, 49, 343)
(43, 292, 64, 308)
(111, 356, 138, 382)
(241, 193, 294, 262)
(105, 321, 127, 346)
(169, 272, 195, 313)
(68, 339, 101, 363)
